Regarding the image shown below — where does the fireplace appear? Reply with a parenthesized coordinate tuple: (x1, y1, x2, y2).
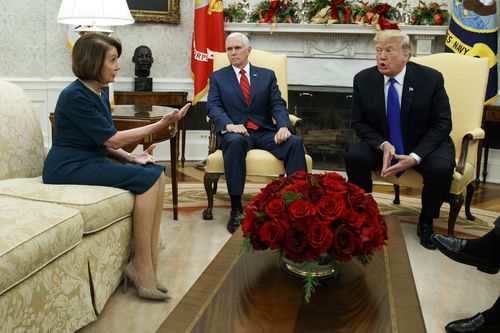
(289, 86, 355, 170)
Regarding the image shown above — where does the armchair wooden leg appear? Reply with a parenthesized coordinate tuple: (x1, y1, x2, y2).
(447, 193, 464, 236)
(393, 184, 400, 205)
(202, 172, 222, 220)
(465, 183, 476, 221)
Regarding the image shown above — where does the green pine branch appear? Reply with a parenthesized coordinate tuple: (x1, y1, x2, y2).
(240, 237, 253, 254)
(304, 273, 321, 303)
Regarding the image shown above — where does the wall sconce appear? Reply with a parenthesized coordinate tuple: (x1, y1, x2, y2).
(57, 0, 134, 34)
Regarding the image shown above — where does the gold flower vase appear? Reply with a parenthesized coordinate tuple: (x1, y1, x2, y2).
(283, 254, 340, 280)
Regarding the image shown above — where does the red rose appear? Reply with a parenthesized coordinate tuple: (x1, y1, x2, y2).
(321, 175, 348, 195)
(284, 224, 308, 263)
(360, 222, 386, 250)
(291, 180, 310, 195)
(259, 220, 285, 249)
(264, 178, 285, 195)
(357, 234, 375, 255)
(365, 195, 380, 217)
(242, 170, 387, 268)
(341, 208, 363, 229)
(241, 214, 255, 237)
(346, 182, 366, 209)
(330, 224, 356, 262)
(307, 221, 333, 253)
(317, 194, 345, 221)
(250, 233, 269, 250)
(287, 170, 310, 182)
(288, 198, 313, 221)
(265, 198, 285, 218)
(306, 185, 324, 204)
(241, 204, 259, 236)
(250, 192, 266, 211)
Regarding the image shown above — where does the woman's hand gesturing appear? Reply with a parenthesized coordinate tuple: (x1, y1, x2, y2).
(159, 103, 191, 128)
(134, 144, 158, 164)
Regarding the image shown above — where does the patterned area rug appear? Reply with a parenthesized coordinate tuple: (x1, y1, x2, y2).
(165, 183, 498, 238)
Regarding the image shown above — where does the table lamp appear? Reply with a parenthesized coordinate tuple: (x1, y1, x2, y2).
(57, 0, 134, 34)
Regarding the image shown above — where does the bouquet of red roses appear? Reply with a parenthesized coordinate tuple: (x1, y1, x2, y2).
(241, 171, 388, 301)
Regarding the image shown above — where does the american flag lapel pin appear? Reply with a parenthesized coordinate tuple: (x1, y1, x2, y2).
(409, 87, 414, 91)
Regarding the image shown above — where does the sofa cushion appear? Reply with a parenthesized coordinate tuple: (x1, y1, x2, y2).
(0, 177, 135, 234)
(0, 196, 83, 295)
(0, 81, 45, 180)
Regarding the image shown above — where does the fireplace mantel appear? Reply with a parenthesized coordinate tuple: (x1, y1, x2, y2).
(225, 23, 449, 87)
(225, 22, 448, 37)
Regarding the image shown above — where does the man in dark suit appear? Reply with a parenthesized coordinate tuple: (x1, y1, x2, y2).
(431, 218, 500, 332)
(207, 32, 307, 234)
(345, 30, 455, 249)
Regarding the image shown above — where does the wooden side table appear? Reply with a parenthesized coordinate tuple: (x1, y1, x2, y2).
(49, 104, 180, 220)
(114, 91, 189, 167)
(476, 101, 500, 185)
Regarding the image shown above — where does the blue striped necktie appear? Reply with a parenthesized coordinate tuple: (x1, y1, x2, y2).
(387, 78, 404, 177)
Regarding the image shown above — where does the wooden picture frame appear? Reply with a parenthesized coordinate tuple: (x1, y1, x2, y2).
(127, 0, 180, 24)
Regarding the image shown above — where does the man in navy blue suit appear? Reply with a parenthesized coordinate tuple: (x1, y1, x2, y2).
(207, 32, 307, 234)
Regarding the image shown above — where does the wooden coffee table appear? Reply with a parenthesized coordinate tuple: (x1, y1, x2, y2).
(159, 216, 424, 332)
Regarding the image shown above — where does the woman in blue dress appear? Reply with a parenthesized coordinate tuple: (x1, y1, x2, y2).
(43, 33, 190, 301)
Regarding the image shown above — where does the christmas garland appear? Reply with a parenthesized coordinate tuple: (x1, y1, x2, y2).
(250, 0, 300, 23)
(410, 1, 449, 25)
(229, 0, 449, 26)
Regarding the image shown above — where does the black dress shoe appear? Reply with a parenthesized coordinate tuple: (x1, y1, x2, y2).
(227, 209, 242, 234)
(431, 234, 500, 274)
(417, 223, 436, 250)
(446, 313, 500, 333)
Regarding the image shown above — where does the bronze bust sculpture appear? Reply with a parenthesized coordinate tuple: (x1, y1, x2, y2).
(132, 45, 154, 91)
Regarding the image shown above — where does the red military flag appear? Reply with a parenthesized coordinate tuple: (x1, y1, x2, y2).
(191, 0, 225, 105)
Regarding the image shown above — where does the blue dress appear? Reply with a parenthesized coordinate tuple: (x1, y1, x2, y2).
(43, 80, 164, 194)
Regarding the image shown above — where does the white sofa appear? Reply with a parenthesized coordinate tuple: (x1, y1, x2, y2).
(0, 80, 134, 332)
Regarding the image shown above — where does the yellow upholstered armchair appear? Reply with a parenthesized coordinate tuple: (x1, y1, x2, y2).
(372, 53, 489, 235)
(202, 50, 313, 220)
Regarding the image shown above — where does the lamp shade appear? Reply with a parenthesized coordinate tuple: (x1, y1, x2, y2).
(57, 0, 134, 26)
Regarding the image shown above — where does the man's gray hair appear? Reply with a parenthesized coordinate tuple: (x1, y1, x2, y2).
(374, 30, 411, 56)
(226, 32, 251, 48)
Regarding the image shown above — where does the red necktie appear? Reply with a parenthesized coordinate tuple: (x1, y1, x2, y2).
(240, 69, 259, 130)
(239, 69, 250, 105)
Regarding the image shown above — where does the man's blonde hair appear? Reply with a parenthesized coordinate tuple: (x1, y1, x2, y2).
(374, 30, 411, 56)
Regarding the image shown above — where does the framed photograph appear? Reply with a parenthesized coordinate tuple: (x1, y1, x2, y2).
(127, 0, 180, 24)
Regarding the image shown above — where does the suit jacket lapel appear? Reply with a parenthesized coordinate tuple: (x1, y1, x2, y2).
(374, 72, 389, 137)
(248, 64, 259, 109)
(401, 63, 415, 142)
(224, 65, 247, 106)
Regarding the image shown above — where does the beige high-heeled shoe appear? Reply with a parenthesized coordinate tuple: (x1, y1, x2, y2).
(156, 281, 168, 293)
(123, 262, 169, 301)
(128, 252, 168, 293)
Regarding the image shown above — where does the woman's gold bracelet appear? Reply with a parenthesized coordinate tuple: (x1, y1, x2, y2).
(126, 153, 137, 163)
